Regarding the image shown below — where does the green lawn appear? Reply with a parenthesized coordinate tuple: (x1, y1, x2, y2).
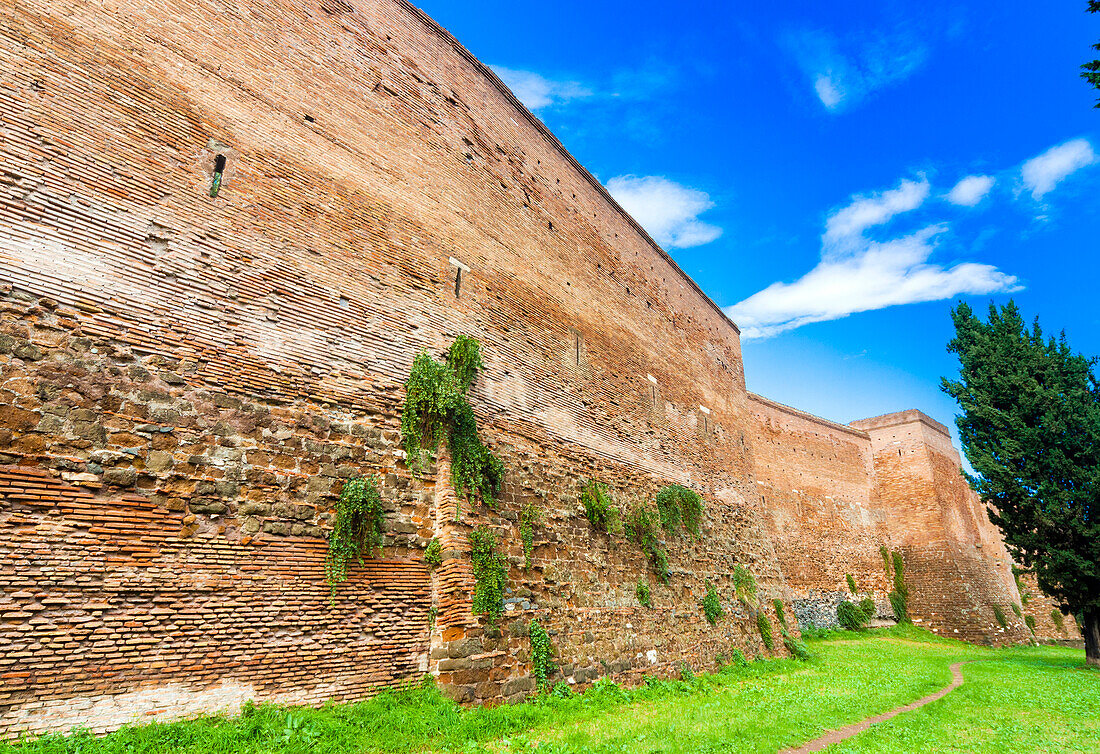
(4, 626, 1097, 753)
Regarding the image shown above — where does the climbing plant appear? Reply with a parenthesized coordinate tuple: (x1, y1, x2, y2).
(993, 604, 1009, 628)
(859, 597, 876, 621)
(1011, 603, 1023, 618)
(636, 579, 651, 607)
(1025, 614, 1037, 633)
(846, 574, 858, 594)
(733, 564, 758, 605)
(756, 610, 774, 650)
(837, 600, 869, 631)
(881, 545, 891, 575)
(424, 538, 442, 568)
(702, 583, 724, 626)
(888, 550, 910, 623)
(654, 484, 703, 535)
(469, 526, 507, 625)
(1051, 609, 1066, 632)
(519, 500, 540, 570)
(623, 503, 668, 582)
(529, 618, 554, 692)
(580, 479, 617, 533)
(773, 598, 788, 631)
(401, 335, 503, 509)
(325, 476, 385, 596)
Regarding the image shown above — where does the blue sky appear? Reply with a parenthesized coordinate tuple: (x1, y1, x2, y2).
(419, 0, 1100, 436)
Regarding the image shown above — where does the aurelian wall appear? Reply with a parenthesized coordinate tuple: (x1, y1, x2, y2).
(0, 0, 790, 737)
(852, 412, 1031, 645)
(747, 395, 890, 628)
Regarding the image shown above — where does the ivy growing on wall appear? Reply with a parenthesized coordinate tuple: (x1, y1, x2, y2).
(529, 618, 554, 692)
(580, 479, 616, 533)
(888, 550, 910, 623)
(654, 484, 703, 535)
(401, 335, 503, 511)
(756, 610, 774, 650)
(733, 564, 758, 605)
(993, 604, 1008, 628)
(702, 582, 724, 625)
(773, 598, 788, 631)
(1051, 609, 1065, 632)
(623, 503, 669, 582)
(881, 545, 891, 574)
(837, 601, 869, 631)
(1011, 603, 1023, 618)
(424, 538, 442, 568)
(520, 501, 540, 570)
(469, 526, 507, 625)
(325, 476, 385, 596)
(1025, 614, 1037, 633)
(846, 574, 858, 594)
(636, 579, 651, 607)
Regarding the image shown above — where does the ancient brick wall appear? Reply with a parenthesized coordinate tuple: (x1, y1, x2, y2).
(1015, 573, 1084, 645)
(747, 394, 890, 628)
(852, 412, 1031, 645)
(0, 0, 791, 736)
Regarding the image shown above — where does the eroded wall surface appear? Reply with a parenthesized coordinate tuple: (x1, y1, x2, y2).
(0, 0, 789, 736)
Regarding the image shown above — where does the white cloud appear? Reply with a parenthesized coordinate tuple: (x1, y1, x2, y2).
(786, 29, 928, 112)
(490, 65, 592, 111)
(946, 175, 995, 206)
(727, 178, 1019, 339)
(605, 175, 722, 249)
(1020, 138, 1097, 199)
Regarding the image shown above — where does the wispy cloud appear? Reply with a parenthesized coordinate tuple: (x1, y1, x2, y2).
(785, 28, 928, 112)
(727, 177, 1019, 339)
(946, 174, 995, 206)
(1020, 138, 1097, 200)
(606, 175, 722, 249)
(490, 66, 593, 111)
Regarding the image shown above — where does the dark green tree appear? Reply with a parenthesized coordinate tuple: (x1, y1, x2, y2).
(1085, 1, 1100, 107)
(942, 302, 1100, 667)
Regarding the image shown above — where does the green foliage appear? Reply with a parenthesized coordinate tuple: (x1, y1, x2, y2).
(519, 501, 540, 570)
(993, 604, 1008, 629)
(401, 336, 503, 508)
(725, 648, 748, 668)
(888, 550, 910, 623)
(1025, 614, 1037, 633)
(783, 634, 812, 661)
(773, 598, 788, 631)
(636, 579, 651, 608)
(469, 526, 507, 625)
(529, 619, 554, 692)
(580, 480, 616, 533)
(325, 477, 385, 595)
(424, 538, 442, 568)
(679, 662, 695, 682)
(1011, 603, 1023, 618)
(881, 545, 892, 575)
(756, 610, 774, 650)
(943, 302, 1100, 661)
(1051, 609, 1066, 632)
(623, 503, 668, 582)
(427, 605, 438, 631)
(859, 598, 876, 621)
(702, 583, 724, 626)
(1084, 1, 1100, 107)
(733, 564, 758, 605)
(846, 574, 857, 594)
(654, 484, 704, 535)
(551, 681, 572, 699)
(837, 600, 870, 631)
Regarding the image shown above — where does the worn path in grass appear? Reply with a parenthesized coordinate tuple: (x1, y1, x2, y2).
(780, 660, 971, 753)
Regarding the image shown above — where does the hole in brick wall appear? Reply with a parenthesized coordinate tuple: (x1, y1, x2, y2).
(548, 221, 554, 231)
(455, 268, 462, 298)
(573, 331, 581, 365)
(209, 154, 227, 198)
(304, 114, 315, 122)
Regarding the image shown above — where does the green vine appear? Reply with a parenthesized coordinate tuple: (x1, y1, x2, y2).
(756, 610, 774, 650)
(400, 336, 503, 509)
(888, 550, 910, 623)
(846, 574, 857, 594)
(520, 501, 540, 570)
(654, 484, 703, 535)
(424, 538, 442, 568)
(733, 564, 758, 605)
(580, 479, 617, 533)
(1025, 614, 1037, 633)
(623, 503, 668, 582)
(325, 477, 385, 597)
(702, 582, 724, 626)
(529, 618, 554, 692)
(469, 526, 507, 625)
(773, 598, 788, 631)
(1011, 603, 1023, 618)
(881, 545, 891, 575)
(1051, 609, 1065, 632)
(993, 604, 1008, 628)
(636, 579, 651, 607)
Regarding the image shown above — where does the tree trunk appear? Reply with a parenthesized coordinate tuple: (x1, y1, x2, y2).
(1084, 608, 1100, 668)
